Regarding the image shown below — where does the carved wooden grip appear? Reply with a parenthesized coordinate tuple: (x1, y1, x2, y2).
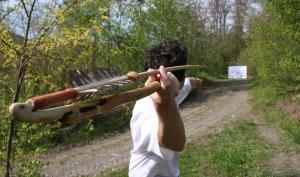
(101, 81, 161, 112)
(26, 88, 78, 110)
(60, 81, 161, 125)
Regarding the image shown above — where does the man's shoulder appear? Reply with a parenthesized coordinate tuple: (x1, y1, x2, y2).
(135, 96, 154, 108)
(133, 96, 155, 114)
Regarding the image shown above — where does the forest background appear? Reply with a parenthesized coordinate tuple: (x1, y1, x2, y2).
(0, 0, 299, 176)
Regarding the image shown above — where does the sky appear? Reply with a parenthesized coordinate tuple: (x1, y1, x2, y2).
(0, 0, 262, 37)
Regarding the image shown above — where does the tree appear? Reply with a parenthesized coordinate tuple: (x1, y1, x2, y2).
(239, 0, 299, 92)
(0, 0, 81, 176)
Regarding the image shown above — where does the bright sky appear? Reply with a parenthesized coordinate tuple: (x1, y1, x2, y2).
(0, 0, 261, 37)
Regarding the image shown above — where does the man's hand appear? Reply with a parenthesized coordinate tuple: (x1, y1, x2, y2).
(145, 66, 181, 106)
(187, 77, 203, 90)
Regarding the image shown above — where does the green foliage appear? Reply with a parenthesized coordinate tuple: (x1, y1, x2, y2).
(240, 0, 300, 93)
(14, 155, 41, 177)
(252, 86, 280, 110)
(97, 167, 128, 177)
(203, 32, 246, 75)
(51, 109, 131, 146)
(0, 104, 9, 175)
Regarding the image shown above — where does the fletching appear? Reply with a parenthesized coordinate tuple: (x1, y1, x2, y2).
(69, 68, 132, 93)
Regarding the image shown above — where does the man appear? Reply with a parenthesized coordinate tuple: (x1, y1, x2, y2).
(129, 40, 202, 177)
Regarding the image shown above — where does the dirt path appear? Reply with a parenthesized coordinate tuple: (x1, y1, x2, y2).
(41, 79, 252, 177)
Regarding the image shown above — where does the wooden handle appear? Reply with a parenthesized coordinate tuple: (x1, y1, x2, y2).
(60, 81, 161, 125)
(101, 81, 161, 112)
(26, 88, 78, 110)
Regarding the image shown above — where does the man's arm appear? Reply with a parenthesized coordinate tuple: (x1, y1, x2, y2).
(147, 66, 186, 152)
(156, 98, 186, 152)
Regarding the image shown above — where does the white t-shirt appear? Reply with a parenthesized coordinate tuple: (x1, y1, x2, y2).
(129, 78, 192, 177)
(176, 78, 192, 105)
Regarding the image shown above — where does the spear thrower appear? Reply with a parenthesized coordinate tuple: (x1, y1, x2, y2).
(9, 65, 207, 125)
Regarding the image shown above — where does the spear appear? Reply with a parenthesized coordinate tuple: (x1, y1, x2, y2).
(9, 65, 207, 124)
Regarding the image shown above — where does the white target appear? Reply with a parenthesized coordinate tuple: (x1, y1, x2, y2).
(228, 66, 247, 79)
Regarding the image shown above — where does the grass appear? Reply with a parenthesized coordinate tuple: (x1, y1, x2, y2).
(180, 121, 272, 177)
(97, 120, 273, 177)
(98, 167, 128, 177)
(251, 86, 300, 144)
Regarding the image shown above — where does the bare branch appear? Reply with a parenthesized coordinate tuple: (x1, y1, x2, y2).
(20, 0, 29, 17)
(30, 0, 81, 53)
(28, 0, 36, 18)
(0, 1, 25, 23)
(0, 0, 82, 85)
(23, 0, 37, 49)
(0, 5, 18, 23)
(19, 0, 82, 81)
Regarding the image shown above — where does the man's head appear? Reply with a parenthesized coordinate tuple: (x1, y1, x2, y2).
(144, 39, 187, 82)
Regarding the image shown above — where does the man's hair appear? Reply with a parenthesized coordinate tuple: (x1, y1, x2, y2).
(144, 39, 187, 81)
